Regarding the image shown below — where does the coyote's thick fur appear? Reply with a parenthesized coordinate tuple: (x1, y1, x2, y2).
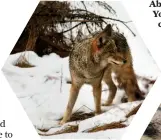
(60, 24, 127, 125)
(60, 24, 143, 125)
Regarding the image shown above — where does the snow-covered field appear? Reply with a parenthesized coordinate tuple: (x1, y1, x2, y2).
(2, 47, 159, 139)
(2, 1, 161, 140)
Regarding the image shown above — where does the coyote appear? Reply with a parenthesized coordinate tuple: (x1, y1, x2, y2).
(60, 24, 127, 125)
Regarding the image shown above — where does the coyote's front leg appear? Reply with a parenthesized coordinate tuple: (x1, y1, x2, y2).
(60, 83, 82, 125)
(92, 82, 102, 115)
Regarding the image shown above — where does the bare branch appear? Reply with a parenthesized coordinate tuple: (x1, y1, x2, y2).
(60, 22, 82, 34)
(95, 1, 116, 15)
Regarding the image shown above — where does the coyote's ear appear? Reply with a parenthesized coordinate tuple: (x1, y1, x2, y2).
(103, 24, 112, 36)
(97, 24, 112, 48)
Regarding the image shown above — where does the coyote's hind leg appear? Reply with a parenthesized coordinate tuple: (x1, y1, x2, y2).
(92, 81, 102, 115)
(102, 75, 117, 106)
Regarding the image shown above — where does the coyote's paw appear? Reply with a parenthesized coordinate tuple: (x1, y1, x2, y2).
(59, 120, 66, 125)
(95, 110, 102, 116)
(101, 102, 112, 106)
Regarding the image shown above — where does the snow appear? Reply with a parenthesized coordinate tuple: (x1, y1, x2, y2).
(1, 1, 161, 140)
(2, 49, 159, 139)
(78, 101, 141, 132)
(41, 128, 126, 139)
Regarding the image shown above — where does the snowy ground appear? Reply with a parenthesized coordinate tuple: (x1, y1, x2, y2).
(2, 1, 161, 140)
(2, 48, 159, 139)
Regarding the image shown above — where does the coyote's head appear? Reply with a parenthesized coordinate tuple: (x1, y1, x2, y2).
(92, 24, 127, 66)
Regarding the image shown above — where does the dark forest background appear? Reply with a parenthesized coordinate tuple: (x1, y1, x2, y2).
(11, 1, 134, 59)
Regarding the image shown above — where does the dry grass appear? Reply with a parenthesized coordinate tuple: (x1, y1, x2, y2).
(15, 62, 35, 68)
(84, 122, 127, 133)
(15, 55, 35, 68)
(54, 125, 78, 135)
(58, 105, 95, 123)
(58, 111, 95, 123)
(70, 111, 95, 122)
